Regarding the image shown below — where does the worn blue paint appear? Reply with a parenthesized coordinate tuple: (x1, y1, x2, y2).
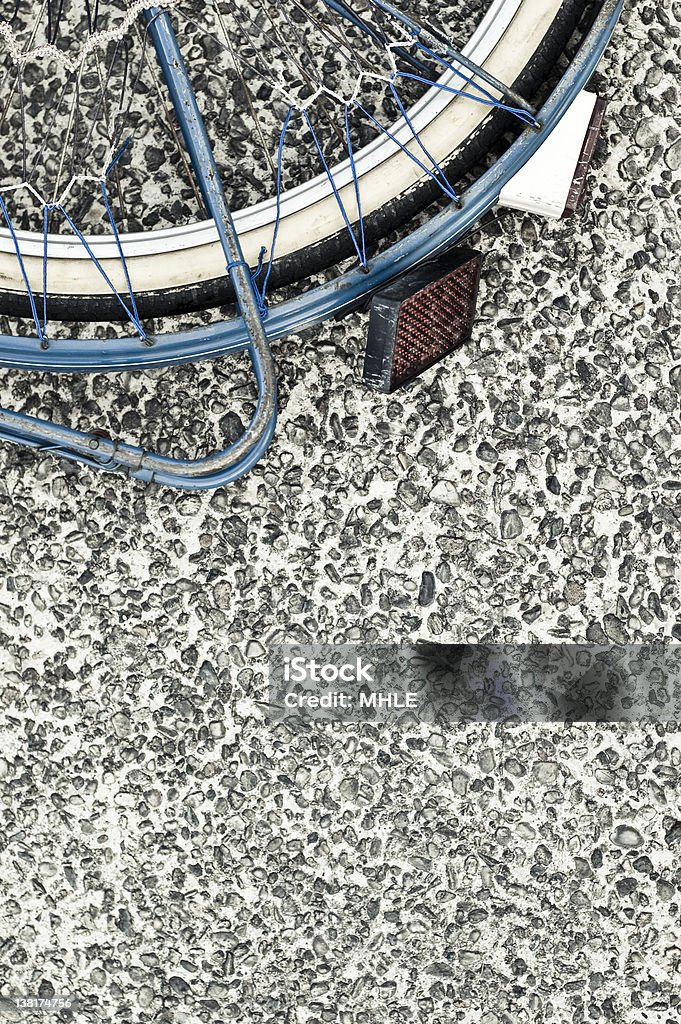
(0, 348, 276, 489)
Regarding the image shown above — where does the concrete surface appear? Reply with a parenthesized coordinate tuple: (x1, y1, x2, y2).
(0, 3, 680, 1022)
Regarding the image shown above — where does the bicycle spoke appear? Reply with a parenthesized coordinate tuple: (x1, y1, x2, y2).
(131, 18, 205, 214)
(213, 6, 276, 178)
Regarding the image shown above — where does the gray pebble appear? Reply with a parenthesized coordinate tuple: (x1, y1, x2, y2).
(611, 824, 644, 849)
(500, 510, 523, 539)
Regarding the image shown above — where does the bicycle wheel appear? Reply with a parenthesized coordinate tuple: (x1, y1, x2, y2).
(0, 0, 587, 324)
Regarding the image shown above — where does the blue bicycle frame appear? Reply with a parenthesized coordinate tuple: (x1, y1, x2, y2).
(0, 0, 624, 490)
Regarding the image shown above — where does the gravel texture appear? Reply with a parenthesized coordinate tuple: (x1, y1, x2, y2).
(0, 3, 681, 1023)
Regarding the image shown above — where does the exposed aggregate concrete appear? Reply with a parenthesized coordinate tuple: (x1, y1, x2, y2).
(0, 4, 680, 1023)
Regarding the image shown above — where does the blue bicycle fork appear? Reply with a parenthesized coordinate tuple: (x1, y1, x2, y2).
(0, 6, 278, 490)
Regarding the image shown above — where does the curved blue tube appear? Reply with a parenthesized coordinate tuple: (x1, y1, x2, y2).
(0, 340, 278, 489)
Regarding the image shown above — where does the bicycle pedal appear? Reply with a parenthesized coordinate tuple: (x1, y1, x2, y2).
(362, 249, 483, 394)
(499, 90, 607, 219)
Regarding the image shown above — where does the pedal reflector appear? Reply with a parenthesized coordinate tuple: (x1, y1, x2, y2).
(363, 249, 483, 393)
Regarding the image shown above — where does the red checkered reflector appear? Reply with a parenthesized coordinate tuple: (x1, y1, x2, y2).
(363, 249, 483, 393)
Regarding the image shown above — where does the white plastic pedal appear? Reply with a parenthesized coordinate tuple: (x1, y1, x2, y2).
(499, 90, 606, 219)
